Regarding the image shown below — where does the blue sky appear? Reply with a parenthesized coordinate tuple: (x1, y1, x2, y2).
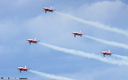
(0, 0, 128, 80)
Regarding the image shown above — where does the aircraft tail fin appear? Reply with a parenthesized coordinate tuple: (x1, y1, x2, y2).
(108, 50, 110, 52)
(34, 38, 36, 40)
(25, 66, 27, 68)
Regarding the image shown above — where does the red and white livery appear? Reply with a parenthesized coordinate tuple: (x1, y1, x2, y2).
(27, 38, 38, 45)
(17, 66, 29, 73)
(72, 31, 83, 37)
(101, 50, 112, 57)
(43, 7, 55, 13)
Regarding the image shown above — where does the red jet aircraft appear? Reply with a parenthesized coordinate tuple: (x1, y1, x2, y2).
(27, 38, 38, 45)
(43, 7, 55, 13)
(101, 50, 112, 57)
(17, 66, 29, 73)
(72, 31, 83, 37)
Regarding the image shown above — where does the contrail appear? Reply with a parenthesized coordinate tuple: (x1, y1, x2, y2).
(113, 54, 128, 61)
(29, 70, 76, 80)
(83, 35, 128, 49)
(39, 42, 128, 66)
(56, 12, 128, 36)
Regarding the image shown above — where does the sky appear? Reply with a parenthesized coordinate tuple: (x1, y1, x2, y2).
(0, 0, 128, 80)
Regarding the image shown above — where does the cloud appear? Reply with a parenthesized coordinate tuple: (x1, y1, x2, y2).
(76, 0, 128, 23)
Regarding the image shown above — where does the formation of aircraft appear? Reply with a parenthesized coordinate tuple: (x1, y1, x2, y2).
(72, 31, 83, 37)
(101, 50, 112, 57)
(27, 38, 38, 45)
(43, 7, 55, 13)
(16, 6, 116, 74)
(17, 66, 29, 73)
(42, 7, 114, 56)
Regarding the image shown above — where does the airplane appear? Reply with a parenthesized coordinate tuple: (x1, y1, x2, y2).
(17, 66, 29, 73)
(27, 38, 38, 45)
(43, 7, 55, 13)
(101, 50, 112, 57)
(72, 31, 83, 37)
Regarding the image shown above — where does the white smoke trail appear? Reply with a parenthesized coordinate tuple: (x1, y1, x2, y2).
(29, 70, 75, 80)
(113, 54, 128, 61)
(83, 35, 128, 49)
(39, 42, 128, 66)
(83, 34, 128, 64)
(56, 12, 128, 36)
